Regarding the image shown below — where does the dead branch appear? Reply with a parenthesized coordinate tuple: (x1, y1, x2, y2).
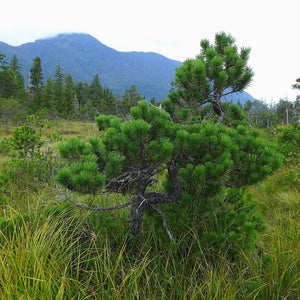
(151, 204, 173, 241)
(62, 190, 135, 211)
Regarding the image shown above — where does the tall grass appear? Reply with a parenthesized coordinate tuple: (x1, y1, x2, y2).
(0, 207, 84, 299)
(0, 121, 299, 299)
(246, 167, 300, 299)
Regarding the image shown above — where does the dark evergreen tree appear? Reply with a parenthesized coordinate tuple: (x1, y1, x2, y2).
(0, 53, 16, 99)
(0, 53, 6, 68)
(9, 54, 26, 100)
(103, 87, 116, 115)
(74, 81, 87, 108)
(0, 68, 17, 99)
(117, 84, 143, 118)
(9, 54, 20, 73)
(41, 76, 54, 109)
(165, 32, 254, 123)
(89, 73, 104, 110)
(62, 74, 74, 117)
(29, 56, 43, 110)
(53, 65, 65, 114)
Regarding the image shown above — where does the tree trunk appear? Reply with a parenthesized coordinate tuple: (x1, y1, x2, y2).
(212, 99, 225, 124)
(128, 161, 182, 238)
(268, 118, 274, 136)
(128, 197, 148, 238)
(286, 108, 289, 125)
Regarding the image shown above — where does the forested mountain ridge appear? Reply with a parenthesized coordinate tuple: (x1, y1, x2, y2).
(0, 33, 256, 102)
(0, 33, 181, 100)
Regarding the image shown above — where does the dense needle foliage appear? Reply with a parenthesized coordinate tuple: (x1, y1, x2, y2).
(0, 32, 299, 298)
(0, 118, 298, 298)
(56, 101, 283, 253)
(166, 32, 254, 123)
(55, 32, 282, 254)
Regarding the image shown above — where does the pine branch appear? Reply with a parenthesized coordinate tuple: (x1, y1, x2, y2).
(62, 189, 135, 211)
(105, 166, 166, 192)
(151, 204, 173, 241)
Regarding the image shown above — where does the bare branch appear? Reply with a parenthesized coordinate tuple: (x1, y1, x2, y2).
(151, 204, 173, 241)
(105, 166, 166, 193)
(181, 120, 203, 125)
(63, 190, 134, 211)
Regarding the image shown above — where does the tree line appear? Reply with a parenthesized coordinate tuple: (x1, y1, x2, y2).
(0, 50, 299, 128)
(0, 53, 147, 124)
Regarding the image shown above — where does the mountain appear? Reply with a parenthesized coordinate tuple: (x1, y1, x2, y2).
(0, 33, 256, 103)
(221, 90, 257, 105)
(0, 33, 181, 100)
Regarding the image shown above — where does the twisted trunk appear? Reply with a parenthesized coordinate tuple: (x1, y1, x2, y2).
(212, 99, 225, 124)
(128, 160, 182, 238)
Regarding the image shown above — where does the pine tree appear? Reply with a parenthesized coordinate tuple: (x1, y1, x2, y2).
(74, 81, 89, 116)
(0, 53, 16, 99)
(165, 32, 254, 123)
(117, 84, 143, 118)
(56, 101, 282, 245)
(29, 56, 43, 110)
(0, 53, 6, 68)
(0, 68, 16, 99)
(55, 33, 282, 254)
(89, 73, 104, 110)
(42, 76, 54, 109)
(53, 65, 65, 114)
(9, 54, 20, 73)
(9, 54, 26, 100)
(62, 74, 74, 117)
(103, 87, 116, 115)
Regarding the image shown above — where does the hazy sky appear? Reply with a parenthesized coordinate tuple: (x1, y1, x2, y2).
(1, 0, 299, 102)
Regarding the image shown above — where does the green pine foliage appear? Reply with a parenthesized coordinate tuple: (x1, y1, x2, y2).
(278, 122, 300, 158)
(166, 32, 254, 123)
(0, 116, 298, 298)
(198, 188, 266, 256)
(58, 137, 88, 159)
(56, 100, 283, 256)
(10, 125, 44, 160)
(0, 33, 299, 299)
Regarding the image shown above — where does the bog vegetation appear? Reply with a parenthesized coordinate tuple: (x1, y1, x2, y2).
(0, 32, 299, 299)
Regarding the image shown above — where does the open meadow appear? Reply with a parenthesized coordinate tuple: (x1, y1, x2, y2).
(0, 120, 299, 299)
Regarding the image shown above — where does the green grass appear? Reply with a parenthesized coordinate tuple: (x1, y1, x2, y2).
(0, 121, 299, 299)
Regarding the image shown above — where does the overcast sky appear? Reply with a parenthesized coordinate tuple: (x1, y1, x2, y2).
(1, 0, 299, 103)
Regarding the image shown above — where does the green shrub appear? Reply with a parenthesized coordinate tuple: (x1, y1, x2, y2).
(278, 122, 300, 159)
(0, 137, 11, 154)
(10, 125, 44, 160)
(56, 101, 282, 259)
